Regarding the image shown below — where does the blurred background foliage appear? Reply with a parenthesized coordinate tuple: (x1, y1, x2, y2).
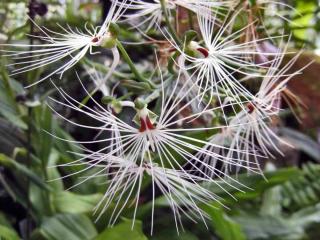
(0, 0, 320, 239)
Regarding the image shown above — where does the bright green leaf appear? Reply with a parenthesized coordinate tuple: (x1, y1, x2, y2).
(204, 205, 246, 240)
(95, 218, 147, 240)
(0, 225, 20, 240)
(40, 213, 98, 240)
(53, 191, 102, 214)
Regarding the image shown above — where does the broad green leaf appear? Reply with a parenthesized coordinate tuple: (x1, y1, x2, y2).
(0, 212, 12, 227)
(282, 163, 320, 210)
(150, 229, 198, 240)
(259, 163, 282, 216)
(0, 212, 20, 240)
(204, 205, 246, 240)
(0, 225, 20, 240)
(289, 203, 320, 229)
(0, 67, 26, 129)
(33, 105, 53, 167)
(279, 127, 320, 162)
(0, 153, 51, 191)
(46, 150, 64, 192)
(53, 191, 102, 214)
(95, 218, 147, 240)
(40, 213, 97, 240)
(0, 109, 27, 129)
(232, 199, 320, 240)
(52, 124, 82, 167)
(0, 119, 25, 155)
(29, 177, 54, 217)
(233, 214, 301, 240)
(291, 2, 316, 41)
(206, 167, 300, 201)
(154, 168, 300, 209)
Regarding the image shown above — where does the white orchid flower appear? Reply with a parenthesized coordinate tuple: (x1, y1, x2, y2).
(1, 0, 126, 87)
(228, 51, 310, 159)
(166, 9, 284, 111)
(46, 69, 259, 231)
(118, 0, 235, 31)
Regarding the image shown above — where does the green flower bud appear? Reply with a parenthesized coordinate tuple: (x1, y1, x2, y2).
(100, 23, 120, 49)
(112, 100, 123, 114)
(100, 34, 117, 49)
(134, 98, 146, 110)
(109, 23, 120, 38)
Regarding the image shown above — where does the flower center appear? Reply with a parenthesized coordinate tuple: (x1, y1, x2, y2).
(196, 47, 209, 58)
(188, 41, 209, 58)
(139, 116, 155, 132)
(247, 103, 255, 114)
(91, 36, 100, 43)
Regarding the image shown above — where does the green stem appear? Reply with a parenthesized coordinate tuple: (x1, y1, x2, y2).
(159, 0, 180, 44)
(81, 57, 131, 79)
(116, 40, 156, 88)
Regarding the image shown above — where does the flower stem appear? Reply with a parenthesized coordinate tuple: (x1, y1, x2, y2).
(116, 40, 156, 88)
(160, 0, 180, 44)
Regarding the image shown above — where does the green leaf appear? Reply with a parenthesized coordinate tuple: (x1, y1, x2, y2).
(232, 202, 320, 240)
(40, 213, 97, 240)
(121, 80, 153, 94)
(150, 229, 198, 240)
(233, 214, 301, 240)
(0, 225, 20, 240)
(0, 153, 51, 191)
(95, 218, 147, 240)
(0, 118, 25, 155)
(29, 181, 53, 216)
(0, 212, 20, 240)
(52, 124, 82, 168)
(53, 191, 102, 214)
(0, 212, 12, 227)
(204, 205, 246, 240)
(259, 163, 282, 216)
(0, 67, 26, 129)
(282, 163, 320, 210)
(279, 127, 320, 162)
(46, 150, 64, 192)
(291, 1, 316, 41)
(206, 167, 300, 201)
(33, 105, 53, 167)
(289, 203, 320, 229)
(0, 109, 27, 130)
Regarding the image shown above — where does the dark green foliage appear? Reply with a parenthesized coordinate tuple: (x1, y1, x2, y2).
(282, 163, 320, 210)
